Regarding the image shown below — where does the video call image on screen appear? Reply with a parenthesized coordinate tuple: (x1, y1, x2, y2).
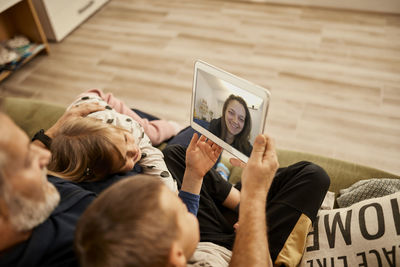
(192, 68, 269, 158)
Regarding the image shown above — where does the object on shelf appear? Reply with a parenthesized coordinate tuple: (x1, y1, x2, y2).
(0, 0, 49, 82)
(0, 35, 44, 72)
(0, 46, 19, 65)
(6, 35, 30, 50)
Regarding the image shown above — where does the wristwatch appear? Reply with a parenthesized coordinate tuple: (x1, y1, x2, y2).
(32, 129, 52, 149)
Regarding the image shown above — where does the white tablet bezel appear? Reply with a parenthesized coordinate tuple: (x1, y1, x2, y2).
(190, 60, 271, 163)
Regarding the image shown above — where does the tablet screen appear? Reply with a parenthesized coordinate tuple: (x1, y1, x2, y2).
(191, 60, 271, 163)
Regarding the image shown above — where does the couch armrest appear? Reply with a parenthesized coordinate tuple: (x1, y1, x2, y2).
(277, 149, 399, 196)
(221, 149, 399, 197)
(1, 96, 65, 138)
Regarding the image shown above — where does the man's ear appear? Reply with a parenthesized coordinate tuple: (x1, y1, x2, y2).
(167, 241, 187, 267)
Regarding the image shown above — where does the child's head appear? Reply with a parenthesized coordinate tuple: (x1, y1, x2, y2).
(75, 175, 200, 267)
(48, 117, 141, 182)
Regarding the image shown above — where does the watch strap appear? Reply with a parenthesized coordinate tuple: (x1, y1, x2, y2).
(32, 129, 52, 149)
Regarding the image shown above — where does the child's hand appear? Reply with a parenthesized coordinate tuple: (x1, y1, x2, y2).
(185, 133, 222, 179)
(46, 103, 105, 138)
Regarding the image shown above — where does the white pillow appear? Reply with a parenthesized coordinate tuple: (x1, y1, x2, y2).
(299, 191, 400, 267)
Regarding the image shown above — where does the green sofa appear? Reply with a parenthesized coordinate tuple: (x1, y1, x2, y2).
(2, 96, 399, 205)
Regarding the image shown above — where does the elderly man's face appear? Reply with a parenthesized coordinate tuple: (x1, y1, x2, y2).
(0, 114, 60, 231)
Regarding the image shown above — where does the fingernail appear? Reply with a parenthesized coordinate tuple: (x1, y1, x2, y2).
(256, 135, 265, 144)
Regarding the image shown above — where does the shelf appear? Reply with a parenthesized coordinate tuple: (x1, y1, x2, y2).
(0, 43, 45, 81)
(0, 0, 49, 83)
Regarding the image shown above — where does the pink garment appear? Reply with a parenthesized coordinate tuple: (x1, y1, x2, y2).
(80, 89, 179, 146)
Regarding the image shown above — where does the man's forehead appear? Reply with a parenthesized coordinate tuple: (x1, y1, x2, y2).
(0, 113, 16, 132)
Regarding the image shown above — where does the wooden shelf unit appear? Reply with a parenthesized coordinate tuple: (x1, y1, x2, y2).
(0, 0, 49, 82)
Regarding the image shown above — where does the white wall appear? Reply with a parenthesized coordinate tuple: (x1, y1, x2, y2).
(194, 72, 218, 121)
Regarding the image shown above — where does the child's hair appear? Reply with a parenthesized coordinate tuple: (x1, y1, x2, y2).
(75, 175, 179, 267)
(48, 117, 125, 182)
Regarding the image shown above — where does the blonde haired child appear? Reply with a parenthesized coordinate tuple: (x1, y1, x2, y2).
(49, 92, 178, 192)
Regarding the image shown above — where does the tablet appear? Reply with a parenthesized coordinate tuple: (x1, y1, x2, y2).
(190, 60, 271, 163)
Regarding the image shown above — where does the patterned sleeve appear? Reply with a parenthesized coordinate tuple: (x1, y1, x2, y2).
(69, 94, 138, 134)
(136, 126, 178, 192)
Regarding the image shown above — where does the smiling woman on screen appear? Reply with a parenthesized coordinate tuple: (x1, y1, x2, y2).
(209, 94, 252, 157)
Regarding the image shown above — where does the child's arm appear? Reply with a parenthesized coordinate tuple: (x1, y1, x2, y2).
(175, 134, 222, 216)
(181, 134, 222, 195)
(137, 126, 178, 192)
(178, 191, 200, 215)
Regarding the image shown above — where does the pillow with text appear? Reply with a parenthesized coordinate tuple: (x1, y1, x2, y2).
(300, 191, 400, 267)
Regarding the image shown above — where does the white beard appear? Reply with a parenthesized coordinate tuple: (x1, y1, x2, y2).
(4, 170, 60, 232)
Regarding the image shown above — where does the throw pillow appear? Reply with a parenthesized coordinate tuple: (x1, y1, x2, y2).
(299, 191, 400, 267)
(337, 178, 400, 208)
(320, 191, 335, 210)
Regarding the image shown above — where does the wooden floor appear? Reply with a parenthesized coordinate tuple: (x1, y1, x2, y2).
(1, 0, 399, 175)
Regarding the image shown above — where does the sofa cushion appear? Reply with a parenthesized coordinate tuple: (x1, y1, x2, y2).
(221, 150, 399, 205)
(337, 178, 400, 208)
(1, 96, 65, 138)
(299, 191, 400, 267)
(277, 150, 400, 198)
